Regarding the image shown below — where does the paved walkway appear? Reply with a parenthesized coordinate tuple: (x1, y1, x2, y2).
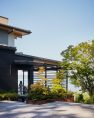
(0, 101, 94, 118)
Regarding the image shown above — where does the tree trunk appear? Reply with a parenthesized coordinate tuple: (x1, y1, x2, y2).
(89, 94, 94, 104)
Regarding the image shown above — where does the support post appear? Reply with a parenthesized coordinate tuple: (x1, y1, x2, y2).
(44, 65, 47, 87)
(28, 66, 34, 90)
(66, 72, 68, 92)
(23, 70, 24, 88)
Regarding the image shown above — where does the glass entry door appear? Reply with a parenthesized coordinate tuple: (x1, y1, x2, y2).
(18, 70, 28, 95)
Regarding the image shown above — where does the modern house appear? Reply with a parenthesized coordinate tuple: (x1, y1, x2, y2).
(0, 16, 60, 93)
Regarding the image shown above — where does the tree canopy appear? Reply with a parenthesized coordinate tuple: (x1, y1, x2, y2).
(61, 40, 94, 102)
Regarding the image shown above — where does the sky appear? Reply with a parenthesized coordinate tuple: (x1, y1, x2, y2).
(0, 0, 94, 61)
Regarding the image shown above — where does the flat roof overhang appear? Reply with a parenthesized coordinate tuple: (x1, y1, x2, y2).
(14, 60, 61, 71)
(15, 53, 61, 65)
(0, 23, 31, 38)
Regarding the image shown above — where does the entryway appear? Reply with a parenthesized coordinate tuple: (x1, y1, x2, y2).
(18, 70, 28, 95)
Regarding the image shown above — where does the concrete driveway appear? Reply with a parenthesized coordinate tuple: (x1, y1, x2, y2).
(0, 101, 94, 118)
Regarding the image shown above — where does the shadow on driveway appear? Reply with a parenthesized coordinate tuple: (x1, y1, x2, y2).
(0, 101, 94, 118)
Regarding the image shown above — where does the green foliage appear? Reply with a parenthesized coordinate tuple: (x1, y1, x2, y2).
(56, 70, 65, 80)
(28, 79, 73, 101)
(28, 66, 73, 102)
(51, 78, 66, 98)
(52, 78, 62, 85)
(0, 92, 19, 101)
(74, 92, 94, 104)
(28, 82, 49, 101)
(61, 40, 94, 103)
(83, 92, 91, 104)
(74, 92, 84, 103)
(51, 84, 65, 94)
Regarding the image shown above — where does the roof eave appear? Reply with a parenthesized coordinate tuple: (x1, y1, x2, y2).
(0, 23, 32, 37)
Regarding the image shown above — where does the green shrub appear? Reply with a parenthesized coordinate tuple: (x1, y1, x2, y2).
(51, 78, 66, 98)
(74, 92, 84, 103)
(83, 92, 92, 104)
(28, 76, 74, 102)
(28, 82, 49, 101)
(0, 93, 19, 101)
(51, 85, 65, 99)
(28, 79, 73, 101)
(74, 92, 94, 104)
(51, 85, 65, 93)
